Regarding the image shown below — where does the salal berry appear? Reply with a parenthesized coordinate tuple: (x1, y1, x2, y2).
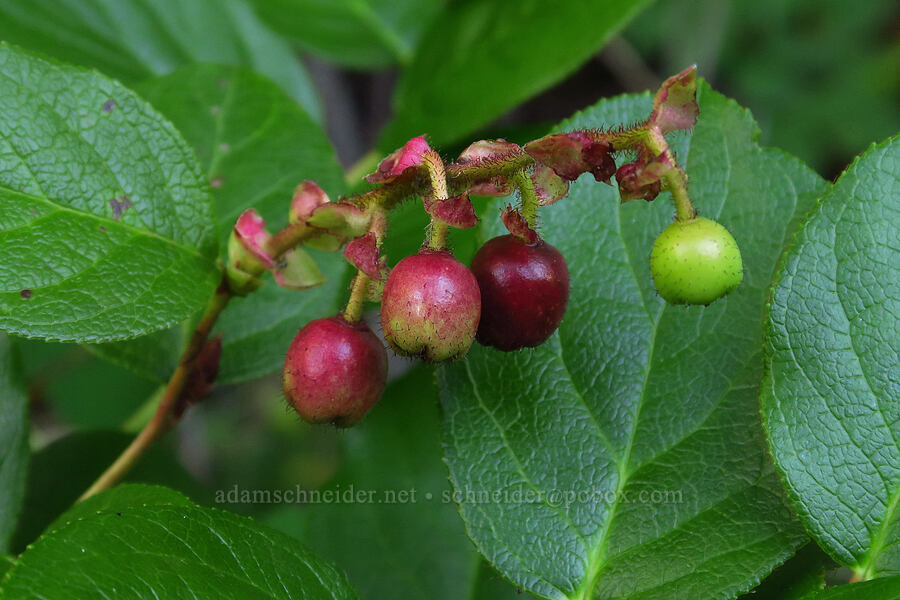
(380, 249, 481, 362)
(283, 315, 387, 427)
(472, 235, 569, 351)
(650, 216, 743, 305)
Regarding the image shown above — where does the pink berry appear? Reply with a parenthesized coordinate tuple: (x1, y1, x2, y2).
(380, 249, 481, 362)
(283, 315, 387, 427)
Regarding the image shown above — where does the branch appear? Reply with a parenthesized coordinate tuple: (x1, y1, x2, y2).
(78, 279, 232, 501)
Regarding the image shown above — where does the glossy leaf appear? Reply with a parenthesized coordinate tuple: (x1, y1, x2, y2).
(2, 486, 358, 600)
(438, 83, 827, 599)
(762, 135, 900, 580)
(248, 0, 444, 68)
(115, 64, 347, 384)
(0, 335, 28, 553)
(380, 0, 652, 150)
(0, 44, 219, 342)
(0, 0, 321, 120)
(46, 484, 192, 533)
(9, 431, 204, 553)
(264, 368, 478, 600)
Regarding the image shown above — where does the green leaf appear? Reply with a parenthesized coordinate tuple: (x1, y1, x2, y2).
(9, 431, 205, 553)
(105, 64, 348, 384)
(136, 64, 342, 238)
(16, 337, 160, 428)
(264, 367, 479, 600)
(45, 483, 192, 533)
(800, 577, 900, 600)
(379, 0, 651, 150)
(437, 83, 827, 600)
(0, 0, 321, 121)
(2, 487, 357, 600)
(0, 335, 28, 553)
(248, 0, 443, 68)
(213, 263, 348, 383)
(0, 44, 219, 343)
(0, 555, 13, 580)
(86, 328, 184, 383)
(762, 135, 900, 580)
(471, 560, 539, 600)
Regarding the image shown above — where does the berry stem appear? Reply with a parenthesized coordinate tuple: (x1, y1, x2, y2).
(513, 169, 539, 228)
(422, 148, 451, 250)
(427, 219, 449, 250)
(643, 128, 695, 222)
(343, 272, 371, 323)
(343, 206, 388, 323)
(78, 277, 232, 501)
(423, 150, 449, 201)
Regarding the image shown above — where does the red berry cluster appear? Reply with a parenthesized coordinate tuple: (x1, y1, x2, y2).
(283, 211, 571, 427)
(222, 67, 740, 428)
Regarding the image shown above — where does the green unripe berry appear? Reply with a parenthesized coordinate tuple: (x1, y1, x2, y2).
(650, 216, 743, 305)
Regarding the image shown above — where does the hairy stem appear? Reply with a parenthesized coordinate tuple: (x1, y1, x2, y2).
(428, 219, 449, 250)
(342, 272, 371, 323)
(343, 206, 388, 322)
(423, 149, 451, 250)
(644, 128, 695, 221)
(513, 169, 539, 227)
(78, 279, 232, 501)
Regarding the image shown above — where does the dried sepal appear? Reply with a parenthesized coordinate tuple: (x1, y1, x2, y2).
(424, 194, 478, 229)
(457, 139, 523, 196)
(524, 132, 616, 182)
(457, 139, 522, 163)
(500, 206, 539, 244)
(615, 153, 674, 203)
(470, 177, 513, 197)
(274, 247, 326, 290)
(648, 65, 699, 134)
(344, 232, 385, 280)
(366, 135, 430, 184)
(290, 181, 330, 225)
(531, 164, 569, 205)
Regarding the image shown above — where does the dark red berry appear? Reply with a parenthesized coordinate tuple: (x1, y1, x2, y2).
(380, 249, 481, 362)
(471, 234, 569, 351)
(283, 315, 387, 427)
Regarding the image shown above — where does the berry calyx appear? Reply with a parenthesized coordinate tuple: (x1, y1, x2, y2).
(471, 235, 570, 351)
(283, 315, 387, 427)
(649, 216, 743, 305)
(380, 249, 481, 361)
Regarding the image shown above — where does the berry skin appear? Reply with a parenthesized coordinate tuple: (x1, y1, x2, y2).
(471, 235, 570, 351)
(650, 216, 743, 305)
(380, 249, 481, 362)
(283, 315, 387, 427)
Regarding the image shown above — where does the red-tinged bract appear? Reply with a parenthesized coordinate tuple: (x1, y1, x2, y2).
(380, 250, 481, 362)
(283, 316, 387, 427)
(472, 235, 570, 351)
